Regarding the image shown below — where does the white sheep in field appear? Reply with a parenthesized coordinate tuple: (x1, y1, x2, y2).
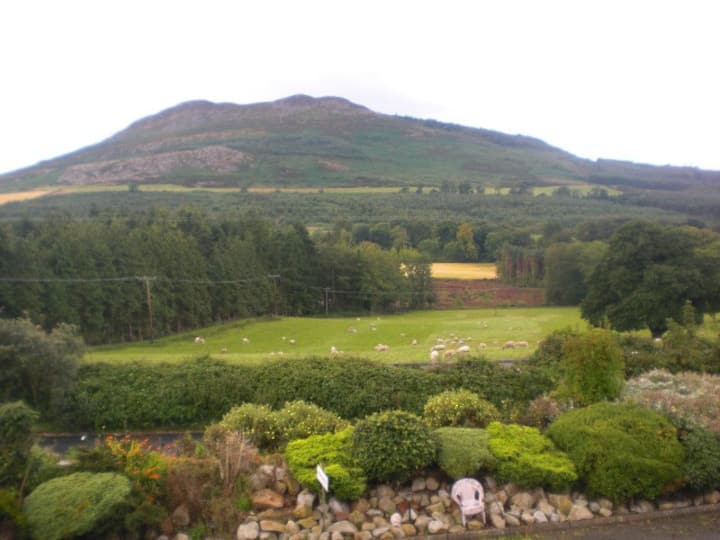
(502, 341, 515, 349)
(444, 349, 456, 359)
(431, 343, 446, 352)
(374, 343, 389, 352)
(242, 337, 250, 344)
(430, 350, 440, 362)
(194, 336, 205, 344)
(514, 340, 529, 348)
(457, 345, 471, 354)
(220, 347, 228, 353)
(411, 339, 418, 346)
(478, 343, 487, 349)
(330, 345, 340, 354)
(289, 339, 296, 345)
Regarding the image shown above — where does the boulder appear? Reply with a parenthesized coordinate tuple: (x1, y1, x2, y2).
(253, 489, 285, 510)
(376, 485, 396, 499)
(426, 477, 440, 491)
(630, 501, 655, 514)
(260, 520, 287, 533)
(504, 513, 520, 527)
(237, 521, 260, 540)
(352, 499, 370, 513)
(378, 497, 396, 515)
(327, 521, 358, 534)
(568, 504, 593, 521)
(427, 520, 448, 534)
(704, 491, 720, 504)
(511, 491, 535, 510)
(171, 504, 190, 528)
(548, 494, 573, 516)
(489, 513, 506, 529)
(533, 510, 548, 524)
(389, 513, 402, 527)
(536, 499, 555, 517)
(401, 524, 417, 536)
(411, 478, 426, 492)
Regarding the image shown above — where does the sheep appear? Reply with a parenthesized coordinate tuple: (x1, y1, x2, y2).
(411, 339, 418, 346)
(289, 339, 296, 345)
(220, 347, 228, 353)
(242, 337, 250, 344)
(330, 345, 340, 354)
(502, 341, 515, 349)
(478, 343, 487, 349)
(430, 350, 440, 362)
(347, 327, 358, 333)
(457, 345, 471, 354)
(431, 343, 446, 352)
(373, 344, 389, 352)
(194, 336, 205, 344)
(514, 341, 529, 348)
(444, 349, 457, 359)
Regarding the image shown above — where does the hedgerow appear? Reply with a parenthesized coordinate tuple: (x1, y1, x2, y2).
(433, 427, 495, 479)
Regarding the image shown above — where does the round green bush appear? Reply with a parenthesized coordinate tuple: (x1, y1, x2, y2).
(433, 427, 496, 479)
(351, 410, 436, 483)
(285, 427, 366, 500)
(487, 422, 577, 492)
(680, 426, 720, 493)
(423, 389, 500, 429)
(276, 400, 349, 444)
(546, 403, 685, 503)
(219, 403, 282, 451)
(24, 472, 131, 540)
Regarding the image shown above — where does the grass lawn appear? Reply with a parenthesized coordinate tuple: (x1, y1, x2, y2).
(431, 262, 498, 280)
(85, 306, 585, 364)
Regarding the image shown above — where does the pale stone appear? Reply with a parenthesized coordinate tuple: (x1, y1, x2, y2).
(366, 509, 383, 518)
(372, 516, 389, 527)
(511, 492, 535, 510)
(361, 523, 375, 532)
(400, 524, 416, 536)
(253, 489, 285, 510)
(293, 504, 314, 520)
(297, 518, 318, 530)
(520, 511, 535, 524)
(330, 532, 343, 540)
(426, 477, 440, 491)
(368, 497, 379, 509)
(261, 521, 287, 534)
(495, 490, 508, 505)
(549, 513, 561, 523)
(297, 490, 316, 509)
(503, 483, 519, 497)
(429, 495, 441, 505)
(327, 521, 358, 534)
(568, 504, 593, 521)
(389, 526, 405, 538)
(378, 497, 396, 515)
(238, 521, 260, 540)
(329, 499, 350, 517)
(466, 519, 485, 530)
(490, 513, 506, 529)
(659, 502, 675, 511)
(286, 521, 300, 535)
(175, 534, 190, 540)
(504, 513, 520, 526)
(349, 510, 365, 528)
(356, 532, 372, 540)
(401, 508, 417, 522)
(427, 520, 448, 534)
(484, 491, 496, 503)
(630, 501, 655, 513)
(424, 502, 444, 514)
(318, 533, 329, 540)
(353, 499, 370, 514)
(413, 515, 431, 532)
(411, 478, 426, 492)
(598, 508, 612, 518)
(372, 526, 390, 537)
(449, 525, 467, 534)
(533, 510, 548, 523)
(536, 499, 554, 517)
(376, 486, 395, 499)
(484, 476, 497, 490)
(598, 498, 613, 510)
(705, 491, 720, 504)
(588, 501, 600, 513)
(488, 501, 504, 515)
(379, 531, 394, 540)
(548, 494, 573, 516)
(389, 513, 402, 527)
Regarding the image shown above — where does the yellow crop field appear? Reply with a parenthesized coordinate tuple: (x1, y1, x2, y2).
(0, 191, 52, 205)
(431, 262, 497, 280)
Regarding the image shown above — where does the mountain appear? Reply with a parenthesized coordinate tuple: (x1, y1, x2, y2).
(2, 94, 719, 190)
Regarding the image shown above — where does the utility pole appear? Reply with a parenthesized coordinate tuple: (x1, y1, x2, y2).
(141, 276, 156, 342)
(324, 287, 330, 315)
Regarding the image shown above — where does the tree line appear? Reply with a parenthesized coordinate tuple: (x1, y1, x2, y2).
(0, 209, 433, 344)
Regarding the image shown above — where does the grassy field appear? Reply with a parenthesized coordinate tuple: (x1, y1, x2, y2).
(0, 190, 52, 205)
(431, 262, 497, 280)
(85, 307, 585, 364)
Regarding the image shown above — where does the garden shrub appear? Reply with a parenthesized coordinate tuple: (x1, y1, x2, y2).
(166, 457, 218, 523)
(623, 369, 720, 433)
(351, 410, 436, 483)
(679, 426, 720, 492)
(423, 389, 500, 429)
(285, 427, 366, 500)
(275, 400, 349, 444)
(219, 403, 282, 451)
(433, 427, 495, 479)
(558, 329, 624, 406)
(546, 402, 685, 503)
(203, 425, 260, 496)
(0, 488, 26, 537)
(24, 472, 131, 540)
(520, 395, 564, 430)
(487, 422, 576, 492)
(0, 401, 38, 488)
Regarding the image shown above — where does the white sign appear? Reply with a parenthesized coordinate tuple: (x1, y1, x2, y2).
(316, 464, 329, 492)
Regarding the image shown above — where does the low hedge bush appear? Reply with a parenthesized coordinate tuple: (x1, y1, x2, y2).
(680, 426, 720, 493)
(487, 422, 576, 492)
(423, 389, 500, 429)
(351, 410, 436, 483)
(433, 427, 495, 479)
(275, 400, 349, 444)
(285, 427, 366, 500)
(546, 403, 685, 503)
(219, 403, 282, 451)
(24, 472, 131, 540)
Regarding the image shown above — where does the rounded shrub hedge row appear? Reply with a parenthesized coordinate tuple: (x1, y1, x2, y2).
(64, 357, 554, 430)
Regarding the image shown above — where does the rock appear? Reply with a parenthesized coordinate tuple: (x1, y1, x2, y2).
(411, 478, 426, 492)
(376, 485, 395, 499)
(504, 513, 520, 527)
(379, 531, 395, 540)
(490, 513, 506, 529)
(511, 492, 535, 510)
(401, 524, 416, 536)
(426, 477, 440, 491)
(361, 523, 375, 532)
(297, 518, 318, 530)
(413, 515, 431, 532)
(355, 532, 372, 540)
(327, 521, 358, 534)
(598, 508, 612, 518)
(330, 532, 343, 540)
(488, 501, 504, 515)
(598, 498, 613, 511)
(401, 508, 417, 522)
(549, 513, 562, 523)
(259, 532, 277, 540)
(484, 476, 497, 491)
(694, 495, 706, 506)
(352, 499, 370, 513)
(424, 502, 445, 514)
(171, 504, 190, 528)
(503, 483, 519, 497)
(533, 510, 548, 523)
(378, 497, 396, 515)
(389, 513, 402, 527)
(705, 491, 720, 504)
(252, 466, 277, 490)
(467, 519, 484, 530)
(520, 511, 535, 524)
(659, 502, 675, 511)
(329, 498, 349, 516)
(372, 527, 390, 537)
(548, 494, 573, 516)
(536, 499, 555, 517)
(449, 525, 467, 534)
(495, 490, 508, 505)
(175, 534, 190, 540)
(286, 521, 300, 535)
(427, 520, 448, 534)
(293, 492, 315, 520)
(348, 510, 365, 528)
(630, 500, 655, 514)
(261, 521, 287, 534)
(568, 504, 593, 521)
(372, 516, 389, 527)
(237, 521, 260, 540)
(389, 525, 406, 538)
(253, 489, 285, 510)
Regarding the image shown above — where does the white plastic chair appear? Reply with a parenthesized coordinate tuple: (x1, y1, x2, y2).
(451, 478, 486, 526)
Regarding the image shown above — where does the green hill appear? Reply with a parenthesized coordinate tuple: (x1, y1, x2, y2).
(3, 94, 718, 192)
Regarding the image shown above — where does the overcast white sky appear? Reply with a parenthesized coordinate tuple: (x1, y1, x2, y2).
(1, 0, 718, 175)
